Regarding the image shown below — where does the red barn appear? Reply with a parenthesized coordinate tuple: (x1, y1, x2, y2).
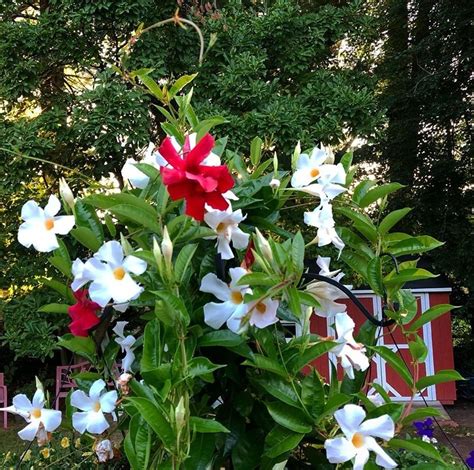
(309, 278, 456, 404)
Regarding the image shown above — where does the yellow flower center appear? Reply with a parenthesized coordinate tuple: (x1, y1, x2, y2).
(255, 302, 267, 314)
(44, 218, 55, 230)
(31, 408, 41, 419)
(352, 432, 365, 448)
(216, 222, 227, 233)
(113, 267, 126, 280)
(93, 402, 101, 412)
(230, 291, 243, 304)
(310, 168, 320, 178)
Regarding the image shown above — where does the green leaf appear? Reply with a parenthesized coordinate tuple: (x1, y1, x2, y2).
(337, 227, 374, 258)
(317, 393, 352, 423)
(359, 183, 404, 208)
(340, 151, 353, 172)
(188, 357, 225, 378)
(126, 397, 174, 449)
(169, 74, 197, 97)
(237, 272, 279, 287)
(366, 257, 384, 295)
(301, 370, 324, 418)
(291, 231, 305, 274)
(369, 346, 413, 387)
(109, 204, 161, 233)
(388, 235, 444, 256)
(379, 208, 412, 235)
(174, 243, 198, 283)
(366, 403, 404, 422)
(416, 369, 464, 391)
(250, 136, 263, 166)
(141, 319, 161, 371)
(153, 291, 190, 326)
(409, 304, 457, 332)
(199, 330, 245, 348)
(401, 407, 443, 425)
(340, 251, 369, 278)
(255, 376, 300, 408)
(397, 289, 418, 324)
(73, 199, 104, 243)
(194, 117, 228, 140)
(336, 207, 377, 242)
(84, 193, 157, 218)
(388, 438, 445, 464)
(265, 401, 312, 433)
(189, 417, 230, 433)
(183, 433, 215, 470)
(138, 73, 164, 100)
(38, 303, 70, 314)
(47, 254, 71, 277)
(243, 354, 287, 377)
(58, 335, 96, 363)
(40, 278, 74, 302)
(70, 226, 101, 252)
(232, 429, 263, 470)
(352, 180, 377, 205)
(384, 268, 437, 287)
(264, 425, 304, 458)
(287, 340, 336, 371)
(408, 335, 428, 363)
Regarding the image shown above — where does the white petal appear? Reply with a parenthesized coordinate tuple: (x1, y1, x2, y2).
(122, 159, 149, 189)
(217, 237, 234, 260)
(44, 195, 61, 217)
(334, 404, 366, 437)
(18, 421, 40, 441)
(113, 302, 129, 312)
(324, 436, 356, 464)
(13, 394, 33, 412)
(200, 273, 230, 302)
(89, 380, 106, 401)
(322, 183, 346, 200)
(335, 313, 355, 338)
(21, 200, 42, 221)
(353, 446, 371, 470)
(32, 389, 45, 409)
(296, 153, 311, 170)
(18, 221, 36, 249)
(360, 415, 395, 441)
(291, 168, 314, 188)
(204, 210, 228, 230)
(112, 321, 127, 338)
(95, 240, 124, 266)
(86, 410, 110, 434)
(123, 255, 147, 275)
(71, 390, 94, 412)
(299, 183, 326, 198)
(83, 257, 109, 281)
(249, 298, 279, 329)
(32, 230, 59, 252)
(204, 301, 236, 330)
(41, 409, 62, 432)
(88, 280, 113, 307)
(71, 259, 91, 291)
(52, 215, 75, 235)
(109, 274, 143, 303)
(72, 411, 91, 434)
(99, 391, 118, 413)
(231, 227, 249, 250)
(202, 152, 221, 166)
(309, 147, 328, 166)
(228, 267, 248, 288)
(365, 436, 397, 468)
(121, 349, 135, 373)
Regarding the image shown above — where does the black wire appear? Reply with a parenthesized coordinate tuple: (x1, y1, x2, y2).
(388, 330, 469, 469)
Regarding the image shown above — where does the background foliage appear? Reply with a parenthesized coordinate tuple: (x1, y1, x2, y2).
(0, 0, 471, 384)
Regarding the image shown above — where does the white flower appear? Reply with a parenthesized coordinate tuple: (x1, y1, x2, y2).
(306, 256, 347, 318)
(324, 404, 397, 470)
(95, 439, 114, 463)
(368, 393, 385, 407)
(204, 209, 249, 260)
(0, 388, 61, 441)
(304, 202, 345, 252)
(331, 313, 370, 379)
(200, 268, 252, 333)
(299, 163, 346, 202)
(71, 379, 117, 435)
(269, 178, 281, 189)
(247, 297, 279, 329)
(113, 321, 136, 373)
(71, 241, 147, 308)
(291, 145, 342, 188)
(18, 195, 75, 252)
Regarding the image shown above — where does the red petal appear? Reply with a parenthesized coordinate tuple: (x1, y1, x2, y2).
(159, 137, 184, 169)
(199, 165, 235, 192)
(161, 167, 185, 186)
(185, 171, 218, 192)
(185, 194, 206, 220)
(204, 192, 229, 211)
(167, 180, 195, 200)
(186, 133, 215, 168)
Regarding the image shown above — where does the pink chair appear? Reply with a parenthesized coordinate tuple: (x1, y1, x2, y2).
(55, 362, 90, 410)
(0, 373, 8, 429)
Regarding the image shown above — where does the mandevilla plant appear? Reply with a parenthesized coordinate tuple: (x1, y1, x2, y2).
(2, 20, 464, 470)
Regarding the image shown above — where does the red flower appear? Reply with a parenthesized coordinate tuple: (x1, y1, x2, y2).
(242, 240, 255, 269)
(68, 289, 101, 337)
(159, 133, 234, 221)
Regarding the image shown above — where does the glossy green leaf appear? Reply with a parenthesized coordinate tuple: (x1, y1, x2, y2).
(401, 407, 443, 425)
(408, 336, 428, 363)
(416, 369, 464, 391)
(138, 73, 164, 100)
(264, 425, 304, 458)
(243, 354, 287, 377)
(169, 73, 197, 97)
(189, 416, 230, 433)
(70, 226, 101, 252)
(265, 401, 312, 433)
(353, 179, 377, 204)
(384, 268, 437, 287)
(388, 438, 445, 463)
(199, 330, 245, 348)
(409, 304, 457, 332)
(38, 303, 70, 314)
(369, 345, 413, 387)
(255, 376, 300, 408)
(174, 243, 198, 283)
(291, 231, 305, 274)
(379, 208, 412, 235)
(250, 136, 263, 166)
(188, 357, 225, 378)
(367, 257, 384, 295)
(317, 393, 352, 423)
(141, 319, 161, 371)
(287, 340, 335, 371)
(388, 235, 444, 256)
(109, 204, 161, 233)
(58, 334, 96, 363)
(336, 207, 377, 242)
(359, 183, 404, 208)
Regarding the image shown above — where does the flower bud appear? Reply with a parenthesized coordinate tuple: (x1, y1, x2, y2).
(269, 178, 280, 189)
(95, 439, 114, 463)
(175, 396, 186, 432)
(59, 177, 75, 210)
(321, 144, 335, 164)
(161, 226, 173, 267)
(255, 228, 272, 261)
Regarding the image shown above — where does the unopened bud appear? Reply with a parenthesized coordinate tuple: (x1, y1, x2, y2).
(152, 236, 163, 267)
(175, 396, 186, 432)
(255, 228, 272, 261)
(59, 178, 75, 210)
(95, 439, 114, 463)
(161, 226, 173, 267)
(269, 178, 280, 189)
(117, 373, 133, 395)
